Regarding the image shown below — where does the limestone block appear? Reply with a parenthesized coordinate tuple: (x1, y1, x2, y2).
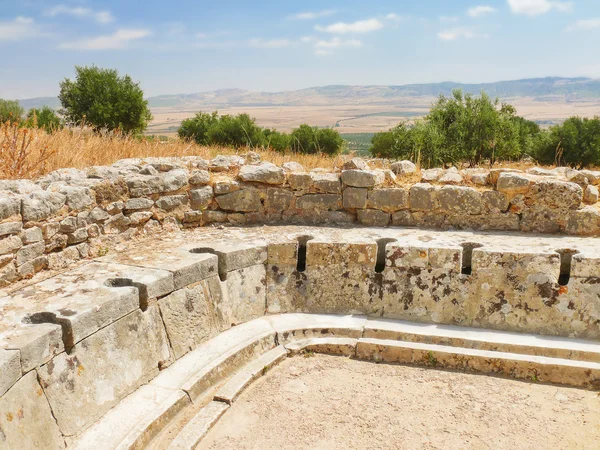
(296, 194, 341, 211)
(0, 236, 22, 256)
(125, 197, 154, 211)
(209, 155, 244, 172)
(390, 160, 416, 175)
(0, 221, 22, 237)
(216, 188, 261, 212)
(579, 170, 600, 186)
(202, 210, 228, 224)
(265, 188, 294, 212)
(357, 209, 390, 227)
(159, 282, 219, 360)
(367, 188, 409, 212)
(16, 242, 44, 266)
(311, 173, 341, 194)
(287, 173, 312, 191)
(38, 306, 170, 437)
(496, 172, 531, 195)
(0, 371, 65, 449)
(437, 186, 482, 215)
(189, 170, 211, 186)
(341, 170, 384, 188)
(565, 207, 600, 236)
(0, 349, 20, 397)
(213, 180, 240, 195)
(583, 185, 599, 204)
(21, 191, 66, 222)
(438, 171, 463, 184)
(409, 183, 438, 211)
(342, 157, 369, 170)
(0, 195, 21, 221)
(282, 162, 304, 172)
(482, 190, 509, 213)
(20, 226, 43, 244)
(520, 210, 563, 233)
(161, 169, 189, 193)
(420, 168, 442, 182)
(238, 162, 285, 185)
(525, 180, 582, 211)
(342, 187, 367, 209)
(156, 195, 188, 211)
(129, 211, 153, 226)
(56, 186, 94, 211)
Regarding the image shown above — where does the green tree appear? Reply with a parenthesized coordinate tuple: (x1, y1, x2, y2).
(25, 106, 63, 132)
(178, 111, 219, 145)
(0, 99, 24, 124)
(314, 128, 344, 155)
(206, 113, 265, 148)
(59, 65, 152, 134)
(263, 129, 290, 152)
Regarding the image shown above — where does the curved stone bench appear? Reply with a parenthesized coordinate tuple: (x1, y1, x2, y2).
(2, 226, 600, 449)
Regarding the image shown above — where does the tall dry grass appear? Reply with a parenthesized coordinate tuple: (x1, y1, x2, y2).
(0, 123, 345, 180)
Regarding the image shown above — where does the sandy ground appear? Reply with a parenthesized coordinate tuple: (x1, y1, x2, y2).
(199, 354, 600, 450)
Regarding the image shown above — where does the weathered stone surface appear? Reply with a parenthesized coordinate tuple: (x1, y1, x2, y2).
(390, 160, 416, 176)
(526, 180, 582, 210)
(296, 194, 341, 211)
(409, 183, 438, 211)
(580, 170, 600, 186)
(367, 188, 408, 212)
(0, 221, 22, 237)
(341, 170, 384, 188)
(421, 168, 443, 182)
(216, 189, 261, 212)
(20, 226, 42, 244)
(238, 163, 285, 185)
(21, 191, 66, 222)
(358, 209, 390, 227)
(16, 242, 45, 266)
(583, 185, 599, 204)
(55, 185, 94, 211)
(189, 186, 214, 211)
(0, 349, 20, 397)
(125, 197, 154, 211)
(342, 157, 370, 171)
(209, 155, 244, 172)
(287, 173, 312, 191)
(565, 207, 600, 236)
(38, 305, 170, 437)
(213, 180, 240, 195)
(265, 188, 294, 212)
(0, 371, 65, 449)
(311, 173, 341, 194)
(156, 195, 188, 211)
(203, 210, 228, 224)
(482, 190, 509, 213)
(103, 213, 131, 234)
(282, 161, 304, 172)
(127, 211, 153, 226)
(67, 228, 88, 245)
(438, 170, 463, 184)
(159, 283, 219, 359)
(189, 170, 211, 186)
(438, 186, 482, 215)
(0, 235, 22, 256)
(496, 172, 531, 195)
(343, 187, 368, 209)
(162, 169, 189, 193)
(0, 195, 21, 221)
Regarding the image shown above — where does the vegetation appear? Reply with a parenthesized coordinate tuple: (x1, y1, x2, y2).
(59, 65, 152, 134)
(370, 89, 600, 169)
(24, 106, 63, 133)
(0, 99, 24, 124)
(341, 133, 375, 155)
(179, 112, 344, 155)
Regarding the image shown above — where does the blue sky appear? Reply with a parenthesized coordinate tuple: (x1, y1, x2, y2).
(1, 0, 600, 98)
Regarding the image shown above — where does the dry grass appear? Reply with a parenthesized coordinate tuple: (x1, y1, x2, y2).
(0, 123, 345, 180)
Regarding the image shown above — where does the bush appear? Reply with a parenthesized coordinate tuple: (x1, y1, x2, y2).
(206, 113, 265, 148)
(290, 125, 344, 155)
(178, 112, 219, 145)
(24, 107, 63, 133)
(263, 129, 290, 152)
(0, 99, 24, 124)
(59, 65, 152, 134)
(533, 117, 600, 168)
(314, 128, 344, 155)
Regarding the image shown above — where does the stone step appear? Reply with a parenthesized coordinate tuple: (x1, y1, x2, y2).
(214, 345, 287, 404)
(284, 337, 358, 356)
(167, 401, 229, 450)
(71, 385, 189, 450)
(356, 338, 600, 389)
(364, 319, 600, 363)
(267, 313, 366, 344)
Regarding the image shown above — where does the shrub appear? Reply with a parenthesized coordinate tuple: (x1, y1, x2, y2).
(178, 112, 219, 145)
(206, 113, 265, 148)
(290, 125, 344, 155)
(25, 107, 63, 133)
(263, 129, 290, 152)
(59, 65, 152, 134)
(290, 124, 317, 154)
(0, 99, 24, 124)
(314, 128, 344, 155)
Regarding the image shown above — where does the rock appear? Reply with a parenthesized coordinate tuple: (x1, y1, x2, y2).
(103, 213, 131, 234)
(243, 151, 261, 165)
(311, 173, 341, 194)
(190, 186, 214, 210)
(238, 162, 285, 185)
(203, 210, 228, 223)
(282, 162, 304, 172)
(161, 169, 189, 193)
(0, 195, 21, 220)
(296, 194, 342, 211)
(59, 216, 81, 233)
(482, 191, 509, 213)
(526, 180, 582, 210)
(565, 207, 600, 236)
(438, 171, 463, 184)
(40, 168, 86, 185)
(155, 195, 188, 211)
(106, 201, 124, 215)
(0, 179, 41, 194)
(488, 168, 523, 186)
(421, 168, 443, 182)
(342, 157, 370, 171)
(189, 170, 211, 186)
(288, 173, 312, 191)
(129, 211, 153, 226)
(265, 188, 294, 212)
(0, 236, 22, 256)
(470, 173, 490, 186)
(341, 170, 384, 188)
(343, 187, 368, 209)
(124, 197, 154, 211)
(16, 242, 45, 266)
(183, 210, 203, 223)
(527, 167, 555, 176)
(216, 189, 262, 212)
(67, 228, 88, 245)
(139, 165, 159, 176)
(88, 207, 110, 223)
(0, 222, 22, 237)
(390, 160, 416, 176)
(21, 191, 66, 222)
(209, 155, 244, 172)
(496, 173, 531, 195)
(409, 183, 438, 211)
(86, 166, 121, 180)
(566, 170, 589, 186)
(45, 234, 68, 253)
(580, 170, 600, 186)
(357, 209, 390, 227)
(438, 186, 482, 215)
(213, 180, 240, 195)
(584, 185, 599, 204)
(367, 188, 409, 212)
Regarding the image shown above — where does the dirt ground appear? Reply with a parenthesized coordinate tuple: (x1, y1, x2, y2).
(199, 354, 600, 450)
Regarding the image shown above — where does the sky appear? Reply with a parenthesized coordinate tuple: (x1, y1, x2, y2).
(1, 0, 600, 98)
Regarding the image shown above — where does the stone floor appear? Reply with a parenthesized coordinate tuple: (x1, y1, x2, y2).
(199, 354, 600, 450)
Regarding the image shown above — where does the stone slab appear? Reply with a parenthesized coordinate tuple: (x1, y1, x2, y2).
(0, 350, 20, 397)
(37, 305, 171, 437)
(0, 371, 65, 449)
(267, 313, 367, 344)
(285, 337, 358, 356)
(167, 401, 229, 450)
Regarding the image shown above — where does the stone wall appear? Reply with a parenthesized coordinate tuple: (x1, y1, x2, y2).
(1, 153, 599, 288)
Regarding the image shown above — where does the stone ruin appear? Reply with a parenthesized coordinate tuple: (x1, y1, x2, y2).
(1, 154, 600, 449)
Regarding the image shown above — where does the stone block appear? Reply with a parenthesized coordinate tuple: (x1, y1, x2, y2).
(526, 180, 582, 210)
(409, 183, 438, 211)
(311, 173, 341, 194)
(583, 185, 599, 204)
(20, 226, 42, 244)
(238, 162, 285, 185)
(341, 170, 384, 188)
(216, 189, 261, 212)
(0, 196, 21, 221)
(265, 188, 294, 212)
(125, 197, 154, 211)
(189, 170, 211, 186)
(565, 207, 600, 236)
(21, 191, 66, 222)
(0, 221, 22, 237)
(287, 173, 312, 191)
(0, 349, 20, 397)
(296, 194, 341, 211)
(357, 209, 390, 226)
(482, 190, 509, 213)
(496, 172, 531, 195)
(390, 160, 416, 175)
(156, 195, 188, 211)
(16, 242, 44, 266)
(437, 185, 482, 215)
(367, 188, 409, 212)
(343, 187, 367, 209)
(0, 236, 22, 256)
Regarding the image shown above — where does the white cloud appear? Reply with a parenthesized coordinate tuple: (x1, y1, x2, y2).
(248, 38, 291, 48)
(438, 27, 489, 40)
(440, 16, 460, 22)
(507, 0, 572, 16)
(314, 37, 361, 56)
(45, 4, 114, 24)
(315, 18, 384, 34)
(467, 6, 497, 17)
(290, 10, 336, 20)
(59, 28, 150, 50)
(0, 16, 42, 41)
(566, 18, 600, 31)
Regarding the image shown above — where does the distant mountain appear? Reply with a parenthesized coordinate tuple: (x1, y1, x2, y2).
(16, 77, 600, 110)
